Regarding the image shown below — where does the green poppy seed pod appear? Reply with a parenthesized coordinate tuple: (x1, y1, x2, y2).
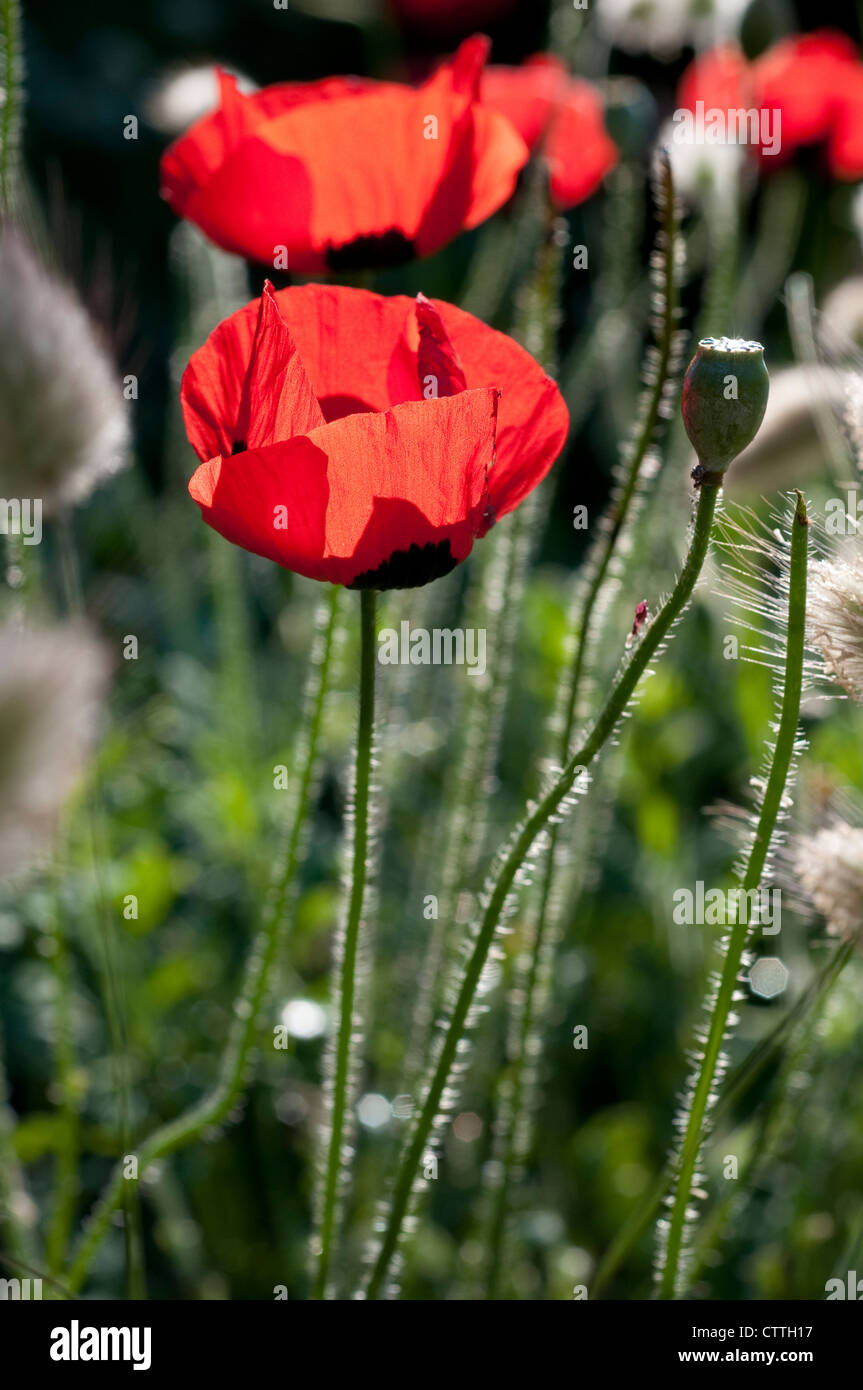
(682, 337, 769, 484)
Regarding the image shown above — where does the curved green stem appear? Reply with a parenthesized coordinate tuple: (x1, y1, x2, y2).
(483, 150, 682, 1296)
(63, 585, 341, 1297)
(313, 586, 376, 1299)
(657, 492, 809, 1300)
(366, 482, 720, 1299)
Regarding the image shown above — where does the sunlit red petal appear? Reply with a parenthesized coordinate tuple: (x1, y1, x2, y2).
(180, 281, 323, 460)
(544, 81, 618, 208)
(481, 57, 616, 209)
(830, 65, 863, 176)
(189, 389, 497, 585)
(161, 39, 528, 269)
(183, 284, 567, 543)
(677, 44, 751, 120)
(416, 293, 468, 397)
(753, 32, 860, 153)
(481, 58, 567, 150)
(403, 298, 569, 524)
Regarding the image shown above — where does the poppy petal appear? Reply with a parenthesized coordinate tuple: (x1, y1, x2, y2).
(415, 292, 468, 397)
(188, 388, 498, 586)
(544, 80, 618, 207)
(677, 43, 751, 122)
(830, 65, 863, 177)
(405, 297, 569, 524)
(481, 57, 616, 208)
(753, 32, 860, 154)
(162, 38, 527, 270)
(181, 281, 323, 461)
(160, 70, 373, 226)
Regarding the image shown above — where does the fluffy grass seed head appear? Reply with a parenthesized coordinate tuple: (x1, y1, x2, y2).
(796, 820, 863, 947)
(0, 230, 130, 512)
(0, 622, 110, 877)
(807, 550, 863, 701)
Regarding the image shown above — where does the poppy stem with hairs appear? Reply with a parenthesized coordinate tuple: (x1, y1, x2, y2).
(313, 586, 377, 1299)
(365, 482, 721, 1299)
(657, 491, 809, 1300)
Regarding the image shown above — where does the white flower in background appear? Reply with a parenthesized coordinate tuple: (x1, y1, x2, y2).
(821, 275, 863, 347)
(661, 119, 748, 210)
(596, 0, 752, 59)
(797, 821, 863, 945)
(0, 232, 129, 512)
(146, 64, 257, 136)
(0, 623, 110, 878)
(807, 551, 863, 701)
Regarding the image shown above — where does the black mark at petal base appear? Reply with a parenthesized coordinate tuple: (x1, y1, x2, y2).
(348, 541, 457, 591)
(231, 440, 247, 455)
(327, 230, 416, 271)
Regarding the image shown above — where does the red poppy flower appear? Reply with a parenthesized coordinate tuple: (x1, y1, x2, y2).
(677, 30, 863, 178)
(182, 283, 568, 588)
(480, 55, 617, 208)
(160, 36, 528, 272)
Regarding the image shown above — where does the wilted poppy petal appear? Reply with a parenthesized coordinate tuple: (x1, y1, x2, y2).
(189, 389, 497, 586)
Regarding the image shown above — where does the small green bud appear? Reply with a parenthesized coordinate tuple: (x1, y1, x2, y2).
(682, 337, 769, 483)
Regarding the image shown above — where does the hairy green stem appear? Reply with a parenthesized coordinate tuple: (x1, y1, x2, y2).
(657, 492, 809, 1300)
(405, 201, 562, 1103)
(313, 586, 376, 1300)
(483, 150, 682, 1296)
(0, 0, 22, 212)
(63, 585, 341, 1296)
(593, 925, 851, 1298)
(366, 482, 720, 1299)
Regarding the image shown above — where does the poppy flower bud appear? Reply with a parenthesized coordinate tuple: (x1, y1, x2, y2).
(682, 337, 769, 483)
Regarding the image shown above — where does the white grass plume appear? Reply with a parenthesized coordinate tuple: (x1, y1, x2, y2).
(0, 621, 110, 878)
(0, 231, 129, 511)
